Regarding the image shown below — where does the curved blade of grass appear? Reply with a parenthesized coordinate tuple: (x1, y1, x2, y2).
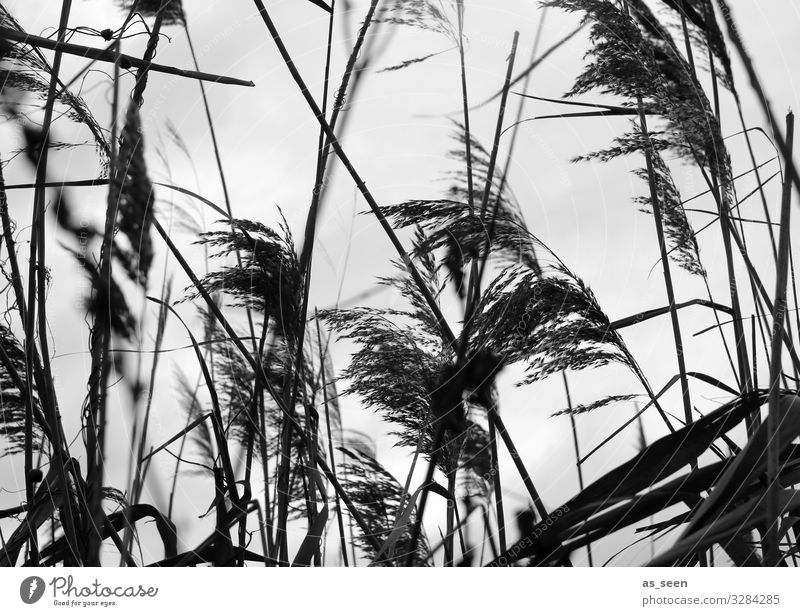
(580, 372, 739, 465)
(566, 392, 763, 513)
(292, 504, 330, 567)
(612, 299, 732, 330)
(139, 411, 213, 464)
(648, 489, 800, 566)
(681, 394, 800, 539)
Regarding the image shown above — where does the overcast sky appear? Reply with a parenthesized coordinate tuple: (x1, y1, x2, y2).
(1, 0, 799, 565)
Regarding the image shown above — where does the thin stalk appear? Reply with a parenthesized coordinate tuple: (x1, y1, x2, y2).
(491, 12, 547, 245)
(752, 316, 759, 390)
(274, 400, 292, 564)
(315, 315, 348, 566)
(121, 284, 171, 562)
(295, 0, 381, 288)
(676, 1, 697, 78)
(481, 505, 498, 562)
(4, 178, 230, 219)
(131, 2, 167, 105)
(404, 424, 446, 567)
(765, 111, 794, 566)
(0, 162, 38, 565)
(240, 319, 274, 565)
(182, 26, 235, 221)
(151, 216, 384, 555)
(0, 171, 55, 447)
(444, 0, 471, 567)
(701, 271, 747, 392)
(251, 0, 456, 349)
(707, 0, 780, 263)
(690, 146, 800, 379)
(466, 31, 520, 314)
(158, 304, 239, 505)
(0, 26, 254, 87)
(730, 226, 800, 374)
(488, 408, 548, 521)
(704, 232, 800, 377)
(690, 140, 755, 397)
(697, 3, 759, 397)
(183, 33, 263, 556)
(406, 31, 520, 567)
(790, 249, 800, 370)
(183, 20, 260, 358)
(715, 0, 800, 202)
(89, 0, 170, 566)
(84, 4, 130, 567)
(258, 391, 275, 562)
(456, 0, 475, 214)
(311, 1, 391, 218)
(131, 284, 174, 488)
(488, 413, 506, 554)
(24, 0, 81, 566)
(563, 372, 593, 566)
(445, 469, 456, 566)
(167, 394, 197, 520)
(289, 0, 379, 409)
(636, 106, 694, 432)
(390, 430, 424, 562)
(473, 23, 586, 110)
(733, 95, 778, 260)
(275, 0, 349, 565)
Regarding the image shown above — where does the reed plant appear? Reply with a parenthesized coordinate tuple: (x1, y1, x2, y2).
(0, 0, 799, 567)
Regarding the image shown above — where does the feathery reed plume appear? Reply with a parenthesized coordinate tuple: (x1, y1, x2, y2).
(110, 102, 155, 286)
(548, 0, 752, 400)
(685, 0, 734, 90)
(491, 390, 776, 566)
(382, 199, 540, 287)
(320, 246, 453, 450)
(470, 264, 633, 386)
(0, 6, 109, 163)
(201, 311, 315, 467)
(0, 0, 794, 570)
(193, 216, 302, 345)
(379, 0, 456, 38)
(116, 0, 185, 26)
(339, 446, 431, 566)
(548, 1, 730, 183)
(68, 103, 154, 339)
(76, 255, 137, 339)
(552, 394, 640, 417)
(381, 124, 541, 294)
(0, 323, 42, 456)
(321, 301, 446, 454)
(633, 149, 704, 276)
(175, 367, 215, 473)
(193, 216, 326, 532)
(375, 1, 459, 72)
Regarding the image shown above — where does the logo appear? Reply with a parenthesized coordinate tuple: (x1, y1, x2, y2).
(20, 576, 46, 604)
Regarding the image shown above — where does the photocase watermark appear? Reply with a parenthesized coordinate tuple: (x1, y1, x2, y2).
(17, 575, 158, 608)
(20, 576, 46, 605)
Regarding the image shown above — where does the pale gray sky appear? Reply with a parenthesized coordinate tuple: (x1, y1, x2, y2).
(1, 0, 799, 565)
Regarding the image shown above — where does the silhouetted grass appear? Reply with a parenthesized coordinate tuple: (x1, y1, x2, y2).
(0, 0, 799, 567)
